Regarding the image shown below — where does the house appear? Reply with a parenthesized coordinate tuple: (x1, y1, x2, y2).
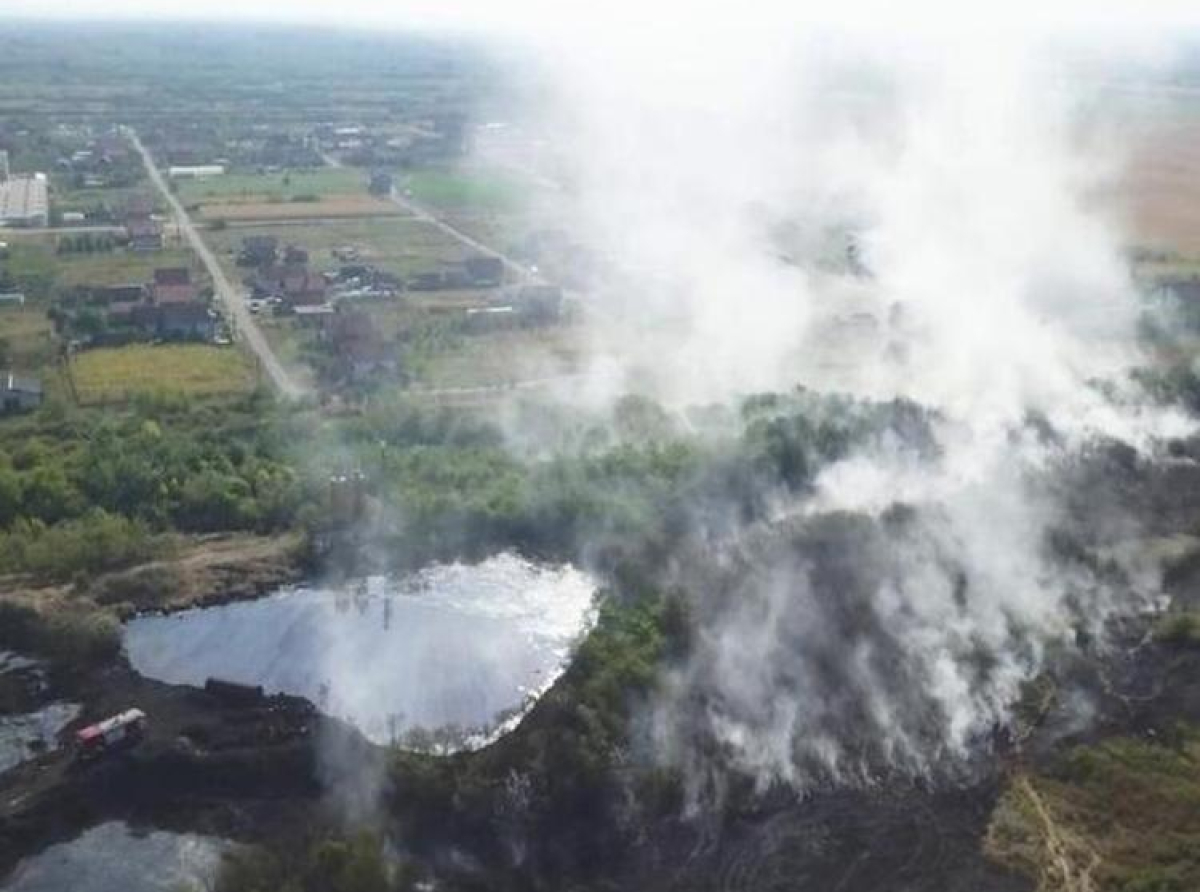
(325, 310, 397, 381)
(106, 300, 145, 326)
(152, 269, 197, 304)
(326, 310, 375, 344)
(247, 264, 291, 299)
(125, 218, 163, 252)
(1, 374, 42, 413)
(154, 268, 192, 286)
(283, 244, 309, 266)
(294, 304, 336, 327)
(153, 281, 199, 304)
(121, 195, 156, 222)
(282, 271, 327, 306)
(0, 175, 48, 228)
(513, 284, 563, 323)
(409, 271, 445, 291)
(334, 264, 372, 282)
(238, 235, 278, 268)
(168, 165, 225, 179)
(91, 284, 146, 305)
(368, 171, 393, 196)
(442, 269, 472, 289)
(158, 302, 216, 340)
(465, 256, 504, 287)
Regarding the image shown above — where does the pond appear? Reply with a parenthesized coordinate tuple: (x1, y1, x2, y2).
(124, 553, 598, 747)
(1, 822, 226, 892)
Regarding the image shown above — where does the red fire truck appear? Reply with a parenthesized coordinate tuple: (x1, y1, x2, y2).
(74, 708, 147, 759)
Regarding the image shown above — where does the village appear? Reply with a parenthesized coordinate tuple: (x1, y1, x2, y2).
(0, 114, 578, 410)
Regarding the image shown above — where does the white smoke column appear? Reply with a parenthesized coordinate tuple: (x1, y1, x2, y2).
(524, 23, 1194, 794)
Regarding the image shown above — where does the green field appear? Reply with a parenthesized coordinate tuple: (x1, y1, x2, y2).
(2, 233, 195, 289)
(51, 183, 159, 217)
(401, 168, 527, 213)
(68, 343, 256, 403)
(204, 218, 476, 278)
(175, 168, 367, 205)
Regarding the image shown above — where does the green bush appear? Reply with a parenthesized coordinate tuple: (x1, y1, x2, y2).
(0, 601, 119, 668)
(0, 510, 166, 580)
(215, 831, 417, 892)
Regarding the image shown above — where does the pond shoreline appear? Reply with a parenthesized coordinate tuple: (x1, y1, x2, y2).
(123, 554, 599, 748)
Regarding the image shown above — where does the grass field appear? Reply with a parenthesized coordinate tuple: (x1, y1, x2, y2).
(2, 232, 195, 289)
(204, 218, 479, 278)
(68, 344, 256, 403)
(401, 167, 527, 213)
(176, 168, 367, 204)
(0, 307, 57, 373)
(198, 196, 402, 222)
(56, 248, 196, 287)
(51, 183, 160, 217)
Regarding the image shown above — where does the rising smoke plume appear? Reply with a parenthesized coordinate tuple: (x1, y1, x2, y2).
(509, 22, 1195, 796)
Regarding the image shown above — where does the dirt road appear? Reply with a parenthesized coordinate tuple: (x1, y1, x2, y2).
(126, 129, 305, 400)
(387, 186, 538, 282)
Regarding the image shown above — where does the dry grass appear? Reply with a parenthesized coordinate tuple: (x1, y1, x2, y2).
(69, 343, 256, 403)
(986, 730, 1200, 892)
(199, 196, 403, 222)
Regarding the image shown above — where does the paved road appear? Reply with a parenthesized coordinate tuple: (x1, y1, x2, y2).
(127, 129, 305, 400)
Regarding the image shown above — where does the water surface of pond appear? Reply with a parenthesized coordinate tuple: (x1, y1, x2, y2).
(1, 822, 226, 892)
(125, 553, 597, 746)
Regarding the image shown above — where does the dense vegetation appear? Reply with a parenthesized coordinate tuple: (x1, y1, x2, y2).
(0, 391, 306, 580)
(216, 832, 418, 892)
(325, 390, 937, 572)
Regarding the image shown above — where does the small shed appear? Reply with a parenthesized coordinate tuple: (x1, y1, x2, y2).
(1, 374, 43, 413)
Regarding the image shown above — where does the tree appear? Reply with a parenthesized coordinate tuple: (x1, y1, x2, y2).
(0, 467, 20, 527)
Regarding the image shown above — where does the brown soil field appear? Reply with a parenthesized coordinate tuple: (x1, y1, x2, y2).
(1113, 120, 1200, 255)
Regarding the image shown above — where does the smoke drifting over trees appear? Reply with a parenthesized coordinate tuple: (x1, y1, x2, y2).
(504, 24, 1197, 795)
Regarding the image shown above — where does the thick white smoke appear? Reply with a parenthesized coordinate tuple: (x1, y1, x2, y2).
(519, 24, 1194, 793)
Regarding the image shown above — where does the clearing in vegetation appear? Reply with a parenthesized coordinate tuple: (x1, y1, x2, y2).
(176, 168, 404, 222)
(202, 217, 476, 278)
(68, 343, 256, 403)
(986, 729, 1200, 892)
(175, 168, 367, 203)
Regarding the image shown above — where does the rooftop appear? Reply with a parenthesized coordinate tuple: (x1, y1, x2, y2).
(2, 373, 42, 395)
(0, 175, 48, 225)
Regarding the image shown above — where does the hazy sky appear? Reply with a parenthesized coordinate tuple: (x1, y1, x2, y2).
(2, 0, 1200, 36)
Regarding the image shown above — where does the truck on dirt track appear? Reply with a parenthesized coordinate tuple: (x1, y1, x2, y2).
(74, 709, 147, 760)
